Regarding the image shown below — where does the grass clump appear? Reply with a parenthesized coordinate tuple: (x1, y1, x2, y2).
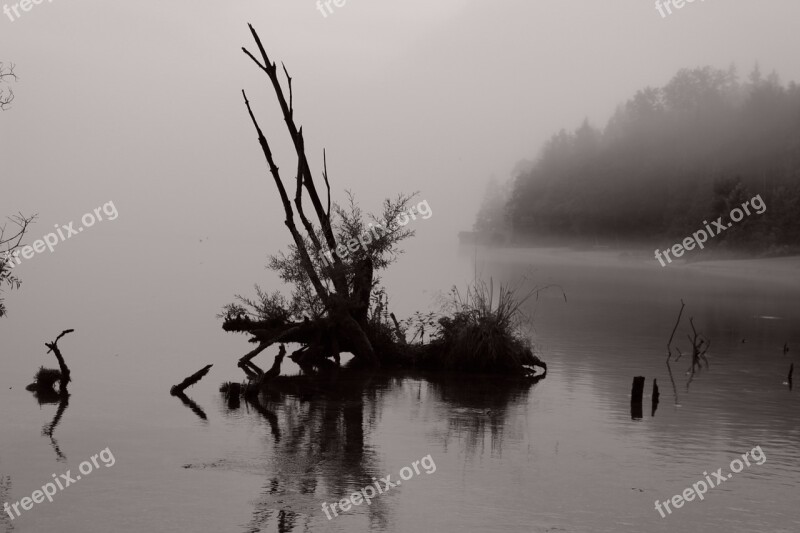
(25, 366, 62, 392)
(419, 278, 559, 375)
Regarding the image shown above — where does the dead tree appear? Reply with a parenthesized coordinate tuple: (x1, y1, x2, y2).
(231, 24, 406, 368)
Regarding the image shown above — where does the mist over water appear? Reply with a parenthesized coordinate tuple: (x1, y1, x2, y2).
(3, 1, 800, 531)
(1, 246, 797, 532)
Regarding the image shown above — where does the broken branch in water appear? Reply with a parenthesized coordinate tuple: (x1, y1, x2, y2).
(26, 329, 74, 395)
(170, 364, 213, 395)
(665, 301, 683, 405)
(685, 316, 710, 390)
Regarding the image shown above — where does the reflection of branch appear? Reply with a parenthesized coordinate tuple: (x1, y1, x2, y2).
(665, 300, 684, 405)
(0, 475, 13, 531)
(173, 392, 208, 421)
(686, 317, 710, 391)
(244, 395, 280, 443)
(42, 393, 69, 462)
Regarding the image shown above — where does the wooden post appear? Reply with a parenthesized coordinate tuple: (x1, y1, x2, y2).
(631, 376, 645, 420)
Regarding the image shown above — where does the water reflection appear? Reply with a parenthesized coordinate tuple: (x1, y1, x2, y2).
(173, 391, 209, 422)
(423, 374, 536, 456)
(218, 372, 538, 532)
(0, 475, 12, 533)
(29, 387, 70, 462)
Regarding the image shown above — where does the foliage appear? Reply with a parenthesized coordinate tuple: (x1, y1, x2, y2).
(422, 278, 560, 374)
(506, 65, 800, 253)
(0, 213, 36, 317)
(224, 192, 416, 320)
(0, 62, 16, 111)
(474, 177, 511, 233)
(28, 367, 62, 392)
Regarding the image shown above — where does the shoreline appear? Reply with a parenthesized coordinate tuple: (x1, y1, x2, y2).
(466, 244, 800, 288)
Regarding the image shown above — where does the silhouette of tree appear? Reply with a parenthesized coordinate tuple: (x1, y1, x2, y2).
(0, 212, 36, 317)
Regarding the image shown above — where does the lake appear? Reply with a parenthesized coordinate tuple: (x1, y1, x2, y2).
(1, 246, 798, 532)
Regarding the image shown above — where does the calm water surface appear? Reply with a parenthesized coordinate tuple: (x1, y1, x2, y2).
(1, 247, 798, 532)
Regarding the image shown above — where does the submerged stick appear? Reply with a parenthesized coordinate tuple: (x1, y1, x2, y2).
(45, 328, 74, 391)
(665, 301, 684, 405)
(170, 364, 213, 395)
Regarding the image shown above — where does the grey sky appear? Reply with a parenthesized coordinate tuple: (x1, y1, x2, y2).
(2, 0, 799, 362)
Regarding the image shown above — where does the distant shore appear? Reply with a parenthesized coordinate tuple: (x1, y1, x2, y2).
(466, 244, 800, 288)
(683, 255, 800, 287)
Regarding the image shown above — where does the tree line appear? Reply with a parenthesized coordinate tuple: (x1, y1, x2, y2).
(479, 65, 800, 255)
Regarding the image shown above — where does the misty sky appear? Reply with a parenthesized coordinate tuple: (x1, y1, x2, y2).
(2, 0, 799, 369)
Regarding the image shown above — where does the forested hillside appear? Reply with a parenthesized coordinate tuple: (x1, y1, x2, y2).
(491, 66, 800, 254)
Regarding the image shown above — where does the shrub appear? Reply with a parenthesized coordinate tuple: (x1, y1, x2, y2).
(421, 278, 557, 375)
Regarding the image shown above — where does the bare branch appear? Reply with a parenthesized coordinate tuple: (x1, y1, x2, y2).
(323, 149, 331, 218)
(242, 25, 350, 295)
(242, 90, 329, 303)
(0, 62, 17, 111)
(281, 61, 292, 114)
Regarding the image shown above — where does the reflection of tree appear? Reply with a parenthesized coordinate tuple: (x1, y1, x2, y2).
(0, 474, 13, 532)
(29, 387, 70, 462)
(424, 374, 535, 457)
(217, 371, 536, 532)
(220, 373, 394, 533)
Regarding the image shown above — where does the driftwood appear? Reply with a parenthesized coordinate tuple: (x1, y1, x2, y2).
(46, 329, 73, 389)
(170, 364, 213, 395)
(26, 329, 74, 394)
